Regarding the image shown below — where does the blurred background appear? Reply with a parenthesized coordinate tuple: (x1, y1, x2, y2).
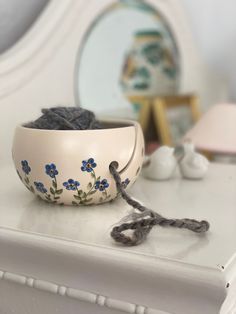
(1, 0, 236, 161)
(1, 0, 235, 99)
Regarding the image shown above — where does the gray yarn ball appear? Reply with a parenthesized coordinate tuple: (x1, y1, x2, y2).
(25, 107, 101, 130)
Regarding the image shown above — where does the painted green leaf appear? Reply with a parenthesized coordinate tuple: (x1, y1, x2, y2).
(17, 170, 22, 181)
(54, 196, 60, 200)
(50, 187, 55, 195)
(88, 190, 96, 195)
(30, 186, 35, 193)
(97, 176, 101, 181)
(91, 172, 95, 178)
(74, 195, 81, 200)
(24, 177, 30, 184)
(78, 190, 83, 195)
(84, 198, 93, 203)
(56, 189, 63, 195)
(52, 181, 57, 188)
(72, 201, 78, 206)
(87, 182, 93, 189)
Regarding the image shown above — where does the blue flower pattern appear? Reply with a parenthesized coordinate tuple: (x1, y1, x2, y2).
(21, 160, 31, 175)
(81, 158, 97, 172)
(63, 179, 80, 190)
(45, 163, 58, 178)
(18, 158, 129, 205)
(34, 182, 47, 194)
(95, 179, 109, 191)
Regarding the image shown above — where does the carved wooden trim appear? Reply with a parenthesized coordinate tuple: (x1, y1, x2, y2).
(0, 269, 168, 314)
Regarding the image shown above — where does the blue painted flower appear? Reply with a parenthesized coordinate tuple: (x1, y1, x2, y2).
(21, 160, 31, 175)
(63, 179, 80, 190)
(95, 179, 109, 191)
(34, 182, 47, 193)
(122, 178, 130, 189)
(45, 163, 58, 178)
(81, 158, 97, 172)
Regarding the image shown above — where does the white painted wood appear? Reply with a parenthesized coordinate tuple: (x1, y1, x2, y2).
(0, 0, 228, 166)
(1, 163, 236, 313)
(1, 163, 236, 271)
(0, 269, 166, 314)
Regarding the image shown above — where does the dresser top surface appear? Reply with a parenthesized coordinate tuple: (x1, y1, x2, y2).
(1, 162, 236, 271)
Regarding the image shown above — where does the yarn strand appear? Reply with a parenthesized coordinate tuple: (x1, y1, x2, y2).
(109, 162, 210, 246)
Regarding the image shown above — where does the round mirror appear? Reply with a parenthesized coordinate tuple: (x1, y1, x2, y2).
(76, 0, 180, 118)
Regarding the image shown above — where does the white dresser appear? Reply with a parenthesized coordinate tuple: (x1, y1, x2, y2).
(0, 0, 232, 312)
(0, 162, 236, 314)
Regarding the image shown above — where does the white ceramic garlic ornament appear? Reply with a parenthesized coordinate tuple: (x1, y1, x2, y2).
(179, 142, 209, 179)
(142, 146, 177, 180)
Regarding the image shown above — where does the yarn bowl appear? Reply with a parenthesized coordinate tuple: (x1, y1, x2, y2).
(12, 119, 144, 206)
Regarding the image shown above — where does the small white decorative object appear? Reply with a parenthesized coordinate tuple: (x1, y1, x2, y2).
(179, 142, 209, 179)
(142, 146, 177, 180)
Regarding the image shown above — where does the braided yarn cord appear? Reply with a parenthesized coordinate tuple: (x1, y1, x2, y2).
(109, 162, 210, 246)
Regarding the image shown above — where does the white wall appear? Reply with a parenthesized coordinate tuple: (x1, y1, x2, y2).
(182, 0, 236, 101)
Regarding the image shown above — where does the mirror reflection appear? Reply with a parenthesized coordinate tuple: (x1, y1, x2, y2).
(77, 0, 232, 161)
(77, 0, 180, 121)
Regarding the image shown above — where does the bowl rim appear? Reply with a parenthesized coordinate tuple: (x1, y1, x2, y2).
(16, 118, 140, 133)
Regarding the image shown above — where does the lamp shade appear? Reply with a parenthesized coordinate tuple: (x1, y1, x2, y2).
(184, 104, 236, 154)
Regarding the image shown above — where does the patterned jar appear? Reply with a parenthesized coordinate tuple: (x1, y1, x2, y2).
(121, 30, 180, 96)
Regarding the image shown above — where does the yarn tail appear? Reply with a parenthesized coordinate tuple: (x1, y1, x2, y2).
(109, 162, 210, 246)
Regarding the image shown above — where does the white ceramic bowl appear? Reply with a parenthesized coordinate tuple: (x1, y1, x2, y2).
(12, 120, 144, 206)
